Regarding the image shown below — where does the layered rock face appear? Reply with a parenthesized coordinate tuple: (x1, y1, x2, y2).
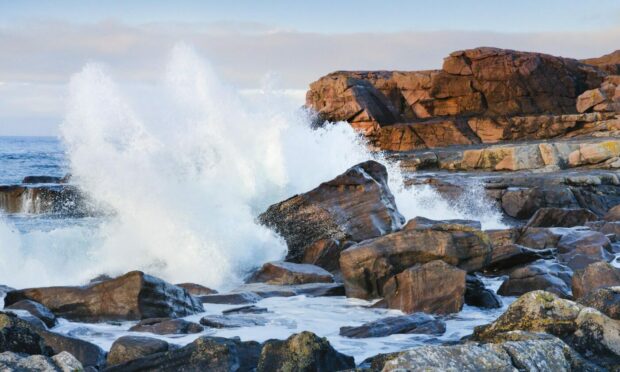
(307, 47, 611, 150)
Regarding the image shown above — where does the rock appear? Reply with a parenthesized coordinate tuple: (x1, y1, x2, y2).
(0, 312, 49, 355)
(5, 300, 57, 328)
(300, 238, 351, 273)
(4, 310, 48, 330)
(198, 282, 344, 305)
(38, 330, 107, 369)
(379, 336, 580, 372)
(200, 315, 267, 328)
(128, 318, 203, 335)
(340, 221, 490, 299)
(21, 176, 64, 184)
(604, 204, 620, 221)
(465, 275, 502, 309)
(247, 262, 334, 285)
(405, 216, 482, 230)
(174, 283, 217, 296)
(501, 186, 579, 220)
(473, 290, 620, 368)
(104, 336, 262, 372)
(525, 207, 598, 228)
(107, 335, 172, 366)
(339, 313, 446, 338)
(578, 286, 620, 320)
(4, 271, 204, 322)
(382, 260, 466, 315)
(556, 230, 614, 269)
(222, 305, 268, 315)
(258, 160, 404, 262)
(571, 261, 620, 299)
(576, 88, 607, 113)
(0, 351, 83, 372)
(582, 50, 620, 74)
(569, 141, 620, 167)
(257, 331, 354, 372)
(483, 244, 555, 273)
(517, 227, 563, 249)
(497, 260, 573, 298)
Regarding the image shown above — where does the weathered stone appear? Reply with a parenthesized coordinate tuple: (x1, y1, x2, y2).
(257, 331, 354, 372)
(107, 335, 172, 366)
(105, 336, 262, 372)
(465, 275, 502, 309)
(0, 351, 83, 372)
(525, 207, 598, 228)
(258, 161, 404, 262)
(4, 271, 204, 322)
(382, 260, 466, 315)
(497, 260, 573, 298)
(501, 186, 578, 219)
(517, 227, 564, 249)
(576, 88, 607, 113)
(300, 238, 351, 273)
(571, 261, 620, 299)
(603, 204, 620, 221)
(339, 313, 446, 338)
(247, 262, 333, 285)
(340, 221, 490, 299)
(200, 315, 267, 329)
(38, 330, 106, 369)
(128, 318, 203, 335)
(174, 283, 217, 296)
(0, 312, 49, 356)
(198, 282, 344, 305)
(556, 230, 614, 270)
(578, 286, 620, 320)
(483, 244, 555, 273)
(5, 300, 57, 328)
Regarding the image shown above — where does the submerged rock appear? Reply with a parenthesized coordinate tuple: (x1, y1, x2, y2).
(497, 260, 573, 298)
(571, 261, 620, 299)
(382, 260, 466, 315)
(257, 331, 354, 372)
(340, 220, 490, 299)
(258, 160, 404, 262)
(107, 335, 173, 366)
(465, 275, 502, 309)
(0, 351, 83, 372)
(246, 261, 334, 285)
(578, 286, 620, 320)
(5, 300, 57, 328)
(4, 271, 204, 322)
(129, 318, 203, 335)
(339, 313, 446, 338)
(525, 207, 598, 228)
(104, 336, 262, 372)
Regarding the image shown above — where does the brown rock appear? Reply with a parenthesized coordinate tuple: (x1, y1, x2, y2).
(524, 207, 598, 228)
(4, 271, 204, 322)
(258, 160, 404, 262)
(571, 261, 620, 299)
(501, 186, 578, 220)
(175, 283, 217, 296)
(107, 336, 172, 366)
(246, 262, 334, 285)
(128, 318, 203, 335)
(576, 88, 606, 113)
(578, 286, 620, 320)
(301, 238, 351, 273)
(556, 230, 614, 270)
(382, 260, 466, 315)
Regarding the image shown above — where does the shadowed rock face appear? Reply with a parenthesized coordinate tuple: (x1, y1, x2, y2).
(497, 260, 573, 298)
(246, 261, 334, 285)
(582, 50, 620, 74)
(106, 336, 172, 366)
(4, 271, 204, 322)
(524, 207, 599, 228)
(339, 313, 446, 338)
(258, 160, 404, 262)
(578, 286, 620, 320)
(571, 261, 620, 299)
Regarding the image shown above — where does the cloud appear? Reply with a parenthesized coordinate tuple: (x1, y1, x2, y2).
(0, 20, 619, 135)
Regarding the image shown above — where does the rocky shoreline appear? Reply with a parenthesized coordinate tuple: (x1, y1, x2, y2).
(2, 46, 620, 371)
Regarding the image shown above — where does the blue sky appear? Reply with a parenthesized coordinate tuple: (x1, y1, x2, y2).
(1, 0, 619, 135)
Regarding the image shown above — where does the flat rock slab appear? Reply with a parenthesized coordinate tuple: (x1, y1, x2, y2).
(129, 318, 203, 335)
(246, 261, 334, 285)
(339, 313, 446, 338)
(198, 282, 345, 305)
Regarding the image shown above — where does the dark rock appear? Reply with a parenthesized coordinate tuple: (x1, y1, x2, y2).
(483, 244, 555, 274)
(257, 331, 354, 372)
(222, 305, 268, 315)
(198, 282, 345, 305)
(382, 260, 466, 314)
(128, 318, 203, 335)
(465, 275, 502, 309)
(200, 315, 267, 328)
(578, 286, 620, 320)
(556, 230, 614, 270)
(175, 283, 218, 296)
(4, 271, 204, 322)
(104, 336, 261, 372)
(525, 207, 598, 228)
(258, 161, 404, 262)
(501, 186, 579, 220)
(339, 313, 446, 338)
(0, 351, 83, 371)
(5, 300, 57, 328)
(39, 330, 107, 369)
(571, 261, 620, 299)
(246, 261, 334, 285)
(107, 335, 172, 366)
(497, 260, 573, 298)
(340, 221, 490, 299)
(405, 216, 482, 230)
(517, 227, 563, 249)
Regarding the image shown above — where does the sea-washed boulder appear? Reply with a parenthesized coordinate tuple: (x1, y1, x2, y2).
(128, 318, 203, 335)
(174, 283, 217, 296)
(339, 313, 446, 338)
(497, 260, 573, 298)
(483, 244, 555, 273)
(4, 271, 204, 322)
(301, 238, 353, 273)
(0, 351, 83, 372)
(39, 330, 106, 369)
(382, 260, 466, 314)
(340, 220, 490, 299)
(107, 335, 173, 366)
(5, 300, 57, 328)
(501, 186, 579, 220)
(578, 286, 620, 320)
(556, 230, 614, 269)
(258, 160, 404, 262)
(257, 331, 355, 372)
(524, 207, 598, 228)
(465, 275, 502, 309)
(571, 261, 620, 299)
(246, 262, 334, 285)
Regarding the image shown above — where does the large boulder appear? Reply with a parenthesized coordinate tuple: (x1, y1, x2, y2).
(4, 271, 204, 322)
(473, 290, 620, 368)
(5, 300, 57, 328)
(524, 207, 598, 228)
(465, 275, 502, 309)
(0, 351, 83, 372)
(128, 318, 203, 335)
(340, 220, 490, 299)
(556, 230, 614, 270)
(501, 186, 579, 220)
(483, 244, 555, 273)
(107, 335, 173, 366)
(257, 331, 355, 372)
(382, 260, 466, 315)
(258, 161, 404, 262)
(497, 260, 573, 298)
(38, 330, 106, 369)
(105, 336, 262, 372)
(571, 261, 620, 299)
(578, 286, 620, 320)
(339, 313, 445, 338)
(246, 262, 334, 285)
(604, 204, 620, 221)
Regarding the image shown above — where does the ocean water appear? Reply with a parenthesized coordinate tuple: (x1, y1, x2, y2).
(0, 44, 513, 362)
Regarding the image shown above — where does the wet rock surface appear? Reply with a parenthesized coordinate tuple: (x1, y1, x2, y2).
(106, 335, 173, 366)
(497, 260, 573, 298)
(5, 300, 57, 328)
(198, 282, 345, 305)
(339, 313, 446, 338)
(578, 286, 620, 319)
(571, 261, 620, 299)
(128, 318, 203, 335)
(0, 351, 83, 372)
(465, 275, 502, 309)
(524, 207, 599, 228)
(247, 261, 334, 285)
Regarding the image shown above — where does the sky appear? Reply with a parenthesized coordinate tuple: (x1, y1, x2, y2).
(1, 0, 620, 135)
